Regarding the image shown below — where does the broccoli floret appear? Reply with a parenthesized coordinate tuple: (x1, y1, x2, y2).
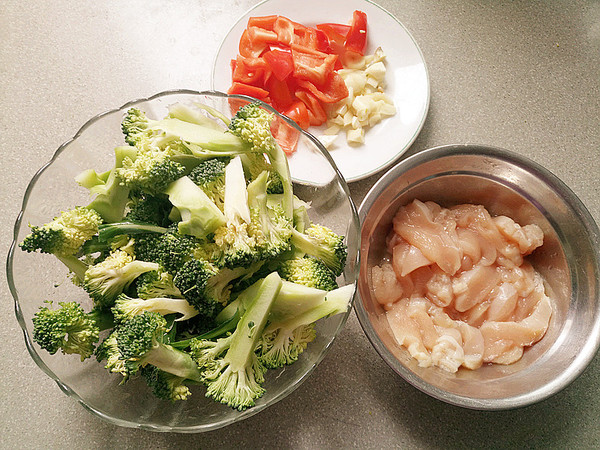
(277, 256, 338, 291)
(239, 153, 283, 195)
(114, 311, 202, 382)
(20, 207, 102, 257)
(125, 192, 173, 227)
(136, 270, 183, 299)
(95, 332, 128, 377)
(32, 301, 114, 361)
(173, 259, 262, 318)
(165, 176, 225, 239)
(187, 157, 230, 210)
(141, 365, 192, 402)
(78, 146, 137, 223)
(112, 293, 198, 324)
(122, 108, 248, 155)
(190, 272, 282, 410)
(229, 103, 293, 220)
(83, 249, 159, 308)
(290, 224, 347, 277)
(133, 226, 205, 274)
(116, 150, 186, 193)
(247, 170, 292, 261)
(211, 156, 261, 268)
(257, 283, 354, 369)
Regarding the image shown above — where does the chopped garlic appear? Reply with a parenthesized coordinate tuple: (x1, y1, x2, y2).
(326, 47, 396, 147)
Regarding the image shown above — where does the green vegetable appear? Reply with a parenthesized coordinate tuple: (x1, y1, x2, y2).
(22, 101, 352, 407)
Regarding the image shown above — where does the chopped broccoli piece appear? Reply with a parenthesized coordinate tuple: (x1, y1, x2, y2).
(257, 283, 354, 368)
(20, 207, 102, 257)
(116, 150, 186, 193)
(187, 157, 230, 210)
(82, 146, 137, 223)
(247, 170, 292, 261)
(141, 365, 192, 402)
(112, 293, 198, 324)
(114, 311, 202, 381)
(165, 176, 225, 239)
(125, 192, 173, 227)
(290, 224, 347, 277)
(83, 249, 159, 308)
(229, 103, 293, 220)
(122, 108, 248, 155)
(277, 256, 338, 291)
(190, 272, 282, 410)
(32, 301, 114, 361)
(173, 259, 262, 318)
(135, 270, 183, 299)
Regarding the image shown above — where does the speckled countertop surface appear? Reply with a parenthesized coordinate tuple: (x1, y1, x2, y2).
(2, 0, 599, 448)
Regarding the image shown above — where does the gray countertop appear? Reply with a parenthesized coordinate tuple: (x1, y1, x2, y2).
(2, 0, 599, 448)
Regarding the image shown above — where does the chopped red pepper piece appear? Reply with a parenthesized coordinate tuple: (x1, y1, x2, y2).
(263, 49, 294, 81)
(344, 10, 368, 55)
(291, 46, 337, 86)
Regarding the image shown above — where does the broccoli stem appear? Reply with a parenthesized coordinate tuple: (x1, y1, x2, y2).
(144, 343, 202, 381)
(56, 254, 88, 281)
(97, 222, 168, 242)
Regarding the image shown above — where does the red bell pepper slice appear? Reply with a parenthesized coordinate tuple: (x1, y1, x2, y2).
(265, 76, 294, 110)
(316, 23, 350, 39)
(247, 26, 279, 45)
(228, 82, 270, 100)
(283, 100, 311, 130)
(247, 15, 278, 31)
(345, 10, 368, 55)
(239, 29, 267, 58)
(293, 26, 318, 50)
(297, 71, 348, 103)
(263, 49, 294, 82)
(231, 55, 268, 86)
(295, 90, 327, 126)
(273, 16, 295, 45)
(291, 46, 337, 86)
(271, 118, 300, 155)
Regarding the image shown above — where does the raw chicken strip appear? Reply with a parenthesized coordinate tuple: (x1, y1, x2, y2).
(393, 199, 462, 275)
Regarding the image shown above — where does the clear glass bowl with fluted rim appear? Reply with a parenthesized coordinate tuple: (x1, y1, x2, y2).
(7, 89, 360, 432)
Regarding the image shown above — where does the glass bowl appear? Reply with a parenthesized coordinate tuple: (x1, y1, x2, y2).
(7, 90, 360, 432)
(356, 144, 600, 410)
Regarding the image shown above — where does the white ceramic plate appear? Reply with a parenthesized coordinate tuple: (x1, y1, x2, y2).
(212, 0, 430, 183)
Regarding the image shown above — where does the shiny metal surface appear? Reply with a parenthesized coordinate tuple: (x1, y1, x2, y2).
(356, 144, 600, 410)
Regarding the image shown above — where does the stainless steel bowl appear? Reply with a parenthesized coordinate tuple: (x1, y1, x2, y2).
(356, 144, 600, 410)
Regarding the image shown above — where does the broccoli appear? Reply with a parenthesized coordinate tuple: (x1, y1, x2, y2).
(112, 293, 198, 324)
(165, 176, 225, 239)
(277, 256, 338, 291)
(190, 272, 282, 410)
(95, 332, 128, 377)
(290, 224, 347, 277)
(83, 249, 159, 308)
(187, 157, 230, 210)
(135, 270, 183, 299)
(133, 225, 207, 275)
(257, 283, 354, 369)
(125, 192, 173, 227)
(32, 301, 114, 361)
(239, 153, 283, 195)
(229, 103, 293, 220)
(20, 207, 102, 257)
(246, 170, 292, 261)
(113, 311, 202, 382)
(173, 259, 263, 318)
(141, 365, 192, 402)
(78, 146, 137, 223)
(211, 156, 260, 268)
(116, 150, 186, 193)
(93, 221, 168, 244)
(121, 108, 248, 155)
